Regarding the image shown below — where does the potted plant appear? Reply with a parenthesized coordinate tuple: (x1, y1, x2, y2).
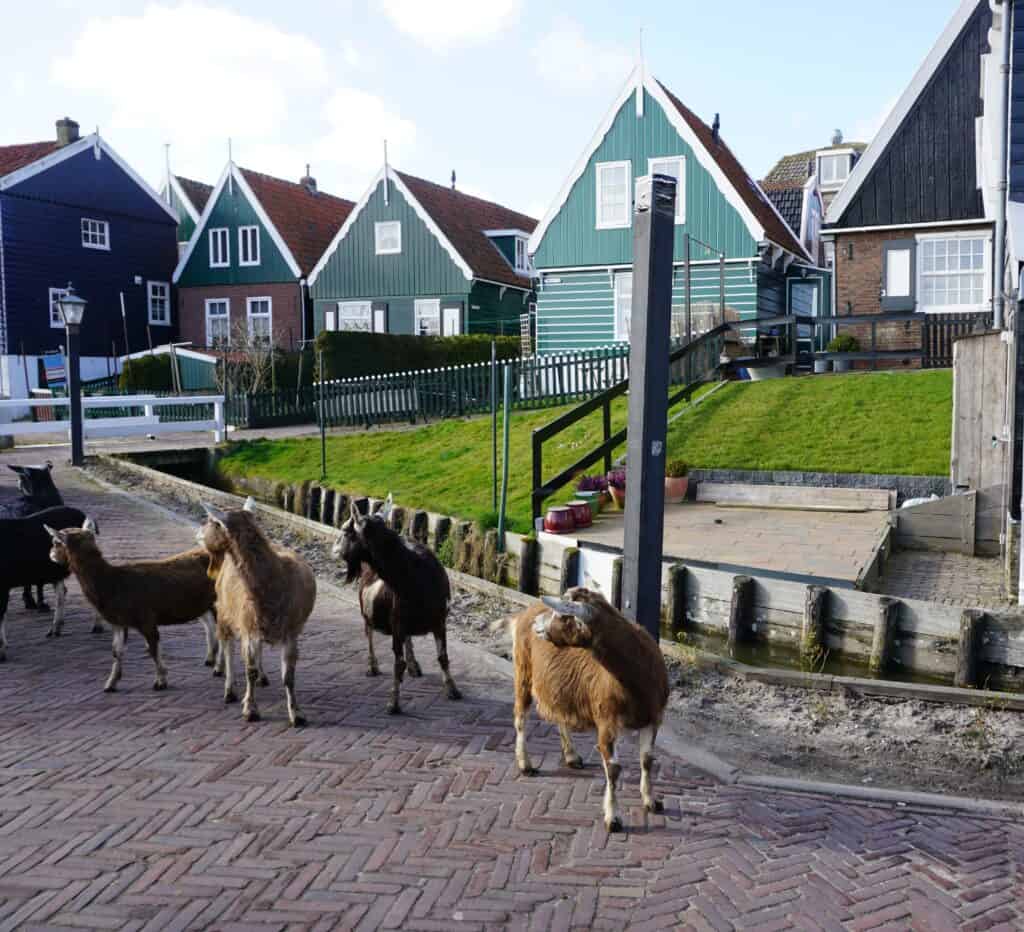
(827, 333, 860, 373)
(575, 474, 609, 516)
(607, 469, 626, 510)
(664, 459, 689, 504)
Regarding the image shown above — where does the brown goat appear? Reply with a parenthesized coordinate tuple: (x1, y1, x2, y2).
(46, 521, 218, 691)
(508, 587, 669, 832)
(198, 502, 316, 726)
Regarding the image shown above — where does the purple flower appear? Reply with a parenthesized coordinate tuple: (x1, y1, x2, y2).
(576, 474, 607, 493)
(607, 469, 626, 491)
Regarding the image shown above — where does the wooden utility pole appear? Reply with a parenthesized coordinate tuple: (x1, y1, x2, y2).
(621, 173, 677, 640)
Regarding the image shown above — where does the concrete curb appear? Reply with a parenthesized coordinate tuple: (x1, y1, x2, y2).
(86, 456, 1024, 821)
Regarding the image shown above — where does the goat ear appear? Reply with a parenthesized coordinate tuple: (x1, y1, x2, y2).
(540, 595, 594, 621)
(242, 496, 256, 513)
(45, 461, 53, 471)
(7, 465, 23, 475)
(42, 524, 61, 542)
(350, 501, 362, 524)
(82, 516, 98, 534)
(201, 501, 228, 527)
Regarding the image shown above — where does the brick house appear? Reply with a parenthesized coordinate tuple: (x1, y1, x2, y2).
(173, 162, 353, 352)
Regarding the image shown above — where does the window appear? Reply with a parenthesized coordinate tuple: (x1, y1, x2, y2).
(238, 226, 260, 266)
(514, 236, 530, 273)
(648, 156, 686, 223)
(81, 218, 109, 250)
(375, 221, 402, 255)
(247, 297, 272, 345)
(414, 298, 441, 336)
(48, 286, 69, 329)
(209, 228, 230, 267)
(817, 152, 852, 190)
(595, 161, 631, 229)
(918, 235, 990, 313)
(337, 301, 372, 331)
(205, 299, 230, 347)
(614, 272, 632, 342)
(148, 281, 170, 325)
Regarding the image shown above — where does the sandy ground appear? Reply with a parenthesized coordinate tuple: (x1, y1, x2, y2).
(86, 457, 1024, 803)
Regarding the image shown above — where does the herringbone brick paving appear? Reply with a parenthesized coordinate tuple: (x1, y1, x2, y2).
(0, 458, 1021, 930)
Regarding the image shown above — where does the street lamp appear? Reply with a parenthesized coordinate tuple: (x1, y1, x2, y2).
(57, 283, 87, 467)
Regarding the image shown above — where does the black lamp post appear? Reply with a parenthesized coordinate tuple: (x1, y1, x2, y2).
(57, 284, 87, 466)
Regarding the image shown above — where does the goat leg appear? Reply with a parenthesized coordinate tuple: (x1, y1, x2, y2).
(145, 628, 168, 691)
(22, 584, 36, 611)
(365, 621, 380, 676)
(433, 629, 461, 700)
(200, 612, 216, 667)
(221, 638, 237, 701)
(638, 725, 664, 814)
(281, 635, 305, 727)
(35, 583, 49, 613)
(0, 589, 9, 662)
(257, 641, 269, 687)
(513, 687, 536, 776)
(597, 730, 623, 832)
(45, 581, 66, 638)
(91, 613, 104, 634)
(387, 631, 406, 715)
(559, 725, 584, 769)
(404, 637, 422, 677)
(104, 627, 126, 692)
(241, 637, 261, 722)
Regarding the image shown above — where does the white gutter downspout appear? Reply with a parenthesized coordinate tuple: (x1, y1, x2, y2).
(994, 0, 1012, 330)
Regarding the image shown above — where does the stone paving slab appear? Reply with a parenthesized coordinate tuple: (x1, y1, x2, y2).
(0, 457, 1022, 930)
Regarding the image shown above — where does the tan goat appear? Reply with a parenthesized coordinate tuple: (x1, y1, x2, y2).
(509, 587, 669, 832)
(198, 501, 316, 726)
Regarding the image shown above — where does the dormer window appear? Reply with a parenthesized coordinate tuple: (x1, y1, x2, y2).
(514, 236, 529, 274)
(817, 150, 854, 191)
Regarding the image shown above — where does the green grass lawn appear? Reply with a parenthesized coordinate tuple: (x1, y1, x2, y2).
(218, 370, 953, 531)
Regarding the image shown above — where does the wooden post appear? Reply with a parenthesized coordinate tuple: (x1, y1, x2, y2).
(281, 484, 295, 514)
(307, 484, 321, 521)
(433, 516, 452, 555)
(292, 481, 309, 517)
(727, 575, 754, 654)
(351, 496, 369, 517)
(389, 505, 406, 534)
(801, 585, 829, 669)
(333, 492, 349, 527)
(611, 556, 624, 610)
(869, 597, 899, 676)
(483, 529, 500, 582)
(409, 510, 429, 545)
(956, 610, 985, 688)
(666, 563, 687, 633)
(518, 537, 538, 595)
(320, 487, 334, 526)
(560, 547, 580, 594)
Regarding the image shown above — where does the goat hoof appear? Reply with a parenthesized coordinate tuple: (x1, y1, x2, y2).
(204, 658, 215, 667)
(37, 603, 51, 614)
(45, 630, 54, 639)
(386, 702, 402, 715)
(407, 661, 423, 677)
(223, 690, 238, 704)
(291, 714, 307, 728)
(153, 681, 168, 692)
(91, 624, 104, 634)
(259, 674, 270, 687)
(646, 799, 664, 814)
(213, 669, 224, 679)
(607, 818, 623, 833)
(366, 667, 381, 677)
(244, 709, 261, 723)
(564, 757, 585, 770)
(103, 684, 117, 693)
(0, 653, 6, 663)
(446, 685, 463, 701)
(519, 766, 539, 777)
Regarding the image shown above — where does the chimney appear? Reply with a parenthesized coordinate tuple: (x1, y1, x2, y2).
(300, 163, 317, 194)
(56, 117, 80, 147)
(831, 128, 844, 147)
(451, 169, 456, 190)
(711, 113, 721, 145)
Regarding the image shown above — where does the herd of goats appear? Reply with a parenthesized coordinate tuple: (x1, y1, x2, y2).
(1, 462, 669, 832)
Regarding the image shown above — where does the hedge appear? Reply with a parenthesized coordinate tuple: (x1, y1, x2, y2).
(314, 332, 520, 380)
(119, 355, 175, 392)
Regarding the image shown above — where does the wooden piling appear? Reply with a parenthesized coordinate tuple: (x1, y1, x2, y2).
(801, 585, 828, 669)
(433, 516, 452, 554)
(483, 529, 500, 582)
(611, 557, 624, 610)
(332, 492, 349, 527)
(519, 537, 538, 595)
(352, 496, 369, 517)
(409, 510, 429, 545)
(320, 487, 334, 526)
(956, 610, 985, 688)
(293, 481, 310, 517)
(389, 505, 406, 534)
(559, 547, 580, 594)
(727, 576, 754, 653)
(307, 484, 321, 521)
(870, 597, 899, 676)
(667, 563, 687, 632)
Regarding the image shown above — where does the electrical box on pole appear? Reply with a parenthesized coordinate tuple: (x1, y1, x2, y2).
(621, 173, 676, 640)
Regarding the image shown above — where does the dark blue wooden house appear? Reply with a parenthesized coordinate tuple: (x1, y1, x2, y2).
(0, 118, 179, 398)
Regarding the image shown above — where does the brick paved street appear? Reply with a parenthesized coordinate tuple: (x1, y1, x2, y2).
(0, 457, 1022, 930)
(873, 550, 1010, 611)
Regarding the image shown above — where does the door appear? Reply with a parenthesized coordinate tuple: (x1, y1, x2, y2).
(443, 304, 462, 336)
(789, 279, 821, 364)
(373, 307, 387, 333)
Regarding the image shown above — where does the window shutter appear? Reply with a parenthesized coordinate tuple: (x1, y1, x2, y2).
(881, 239, 916, 311)
(324, 308, 337, 332)
(371, 301, 388, 333)
(441, 301, 464, 336)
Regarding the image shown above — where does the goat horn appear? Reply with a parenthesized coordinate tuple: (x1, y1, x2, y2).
(201, 501, 228, 524)
(242, 496, 256, 513)
(540, 596, 594, 621)
(42, 524, 61, 541)
(82, 516, 98, 534)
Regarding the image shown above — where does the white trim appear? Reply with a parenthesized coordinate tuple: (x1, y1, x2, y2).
(208, 227, 230, 268)
(595, 160, 632, 230)
(147, 280, 171, 326)
(48, 286, 69, 329)
(914, 230, 992, 314)
(80, 217, 110, 251)
(120, 344, 216, 364)
(816, 149, 856, 191)
(374, 220, 402, 255)
(475, 277, 533, 292)
(484, 228, 533, 238)
(826, 0, 982, 224)
(238, 225, 260, 266)
(822, 218, 994, 237)
(166, 174, 201, 223)
(647, 155, 686, 223)
(172, 161, 302, 283)
(205, 297, 231, 347)
(539, 257, 759, 274)
(245, 295, 273, 342)
(0, 134, 179, 223)
(613, 270, 633, 342)
(307, 164, 475, 285)
(335, 300, 372, 332)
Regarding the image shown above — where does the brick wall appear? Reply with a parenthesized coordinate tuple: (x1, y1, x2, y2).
(177, 283, 306, 351)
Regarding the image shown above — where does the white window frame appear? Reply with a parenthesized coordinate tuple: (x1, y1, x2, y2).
(238, 226, 260, 267)
(647, 156, 686, 223)
(246, 296, 273, 344)
(414, 298, 441, 337)
(81, 218, 110, 251)
(595, 160, 632, 230)
(337, 301, 372, 332)
(49, 286, 69, 329)
(514, 236, 531, 274)
(817, 149, 854, 191)
(209, 227, 230, 267)
(613, 271, 633, 342)
(205, 298, 231, 347)
(147, 281, 170, 326)
(375, 221, 402, 255)
(915, 231, 992, 315)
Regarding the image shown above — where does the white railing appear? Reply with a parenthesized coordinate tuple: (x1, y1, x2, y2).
(0, 394, 225, 444)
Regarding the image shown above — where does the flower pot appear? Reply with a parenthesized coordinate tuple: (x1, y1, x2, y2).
(567, 500, 593, 528)
(664, 476, 689, 504)
(608, 485, 626, 510)
(833, 359, 852, 373)
(543, 506, 576, 534)
(573, 492, 602, 520)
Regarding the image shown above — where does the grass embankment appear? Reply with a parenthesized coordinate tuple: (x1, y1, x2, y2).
(218, 370, 953, 531)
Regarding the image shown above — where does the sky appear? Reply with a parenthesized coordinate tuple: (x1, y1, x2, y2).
(4, 0, 963, 219)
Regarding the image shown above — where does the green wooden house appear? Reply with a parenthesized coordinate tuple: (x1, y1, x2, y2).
(529, 65, 824, 354)
(308, 166, 536, 337)
(162, 174, 213, 253)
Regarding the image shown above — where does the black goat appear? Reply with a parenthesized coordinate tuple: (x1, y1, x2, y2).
(0, 463, 63, 611)
(0, 505, 89, 660)
(332, 494, 460, 714)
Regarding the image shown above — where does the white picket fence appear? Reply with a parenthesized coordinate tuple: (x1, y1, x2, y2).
(0, 394, 226, 444)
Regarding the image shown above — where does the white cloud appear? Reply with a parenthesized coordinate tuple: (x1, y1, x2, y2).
(317, 88, 418, 174)
(376, 0, 521, 52)
(850, 95, 898, 145)
(531, 17, 633, 94)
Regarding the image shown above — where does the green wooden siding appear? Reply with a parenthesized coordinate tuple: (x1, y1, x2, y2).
(536, 264, 757, 354)
(178, 354, 217, 390)
(314, 294, 467, 336)
(168, 187, 197, 243)
(177, 180, 295, 286)
(310, 179, 471, 301)
(468, 282, 533, 336)
(532, 89, 759, 269)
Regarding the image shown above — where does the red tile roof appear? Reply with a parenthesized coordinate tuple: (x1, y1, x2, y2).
(175, 175, 213, 215)
(657, 84, 809, 261)
(396, 172, 536, 288)
(239, 168, 355, 277)
(0, 141, 61, 179)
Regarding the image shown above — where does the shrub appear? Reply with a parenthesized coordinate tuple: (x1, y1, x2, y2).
(827, 333, 861, 353)
(665, 459, 689, 478)
(437, 535, 455, 568)
(119, 354, 174, 392)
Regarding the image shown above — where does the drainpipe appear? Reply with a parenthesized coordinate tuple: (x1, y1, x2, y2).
(994, 0, 1012, 331)
(299, 278, 307, 350)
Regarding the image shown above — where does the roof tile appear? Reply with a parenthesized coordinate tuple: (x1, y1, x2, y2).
(0, 141, 61, 179)
(175, 175, 213, 214)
